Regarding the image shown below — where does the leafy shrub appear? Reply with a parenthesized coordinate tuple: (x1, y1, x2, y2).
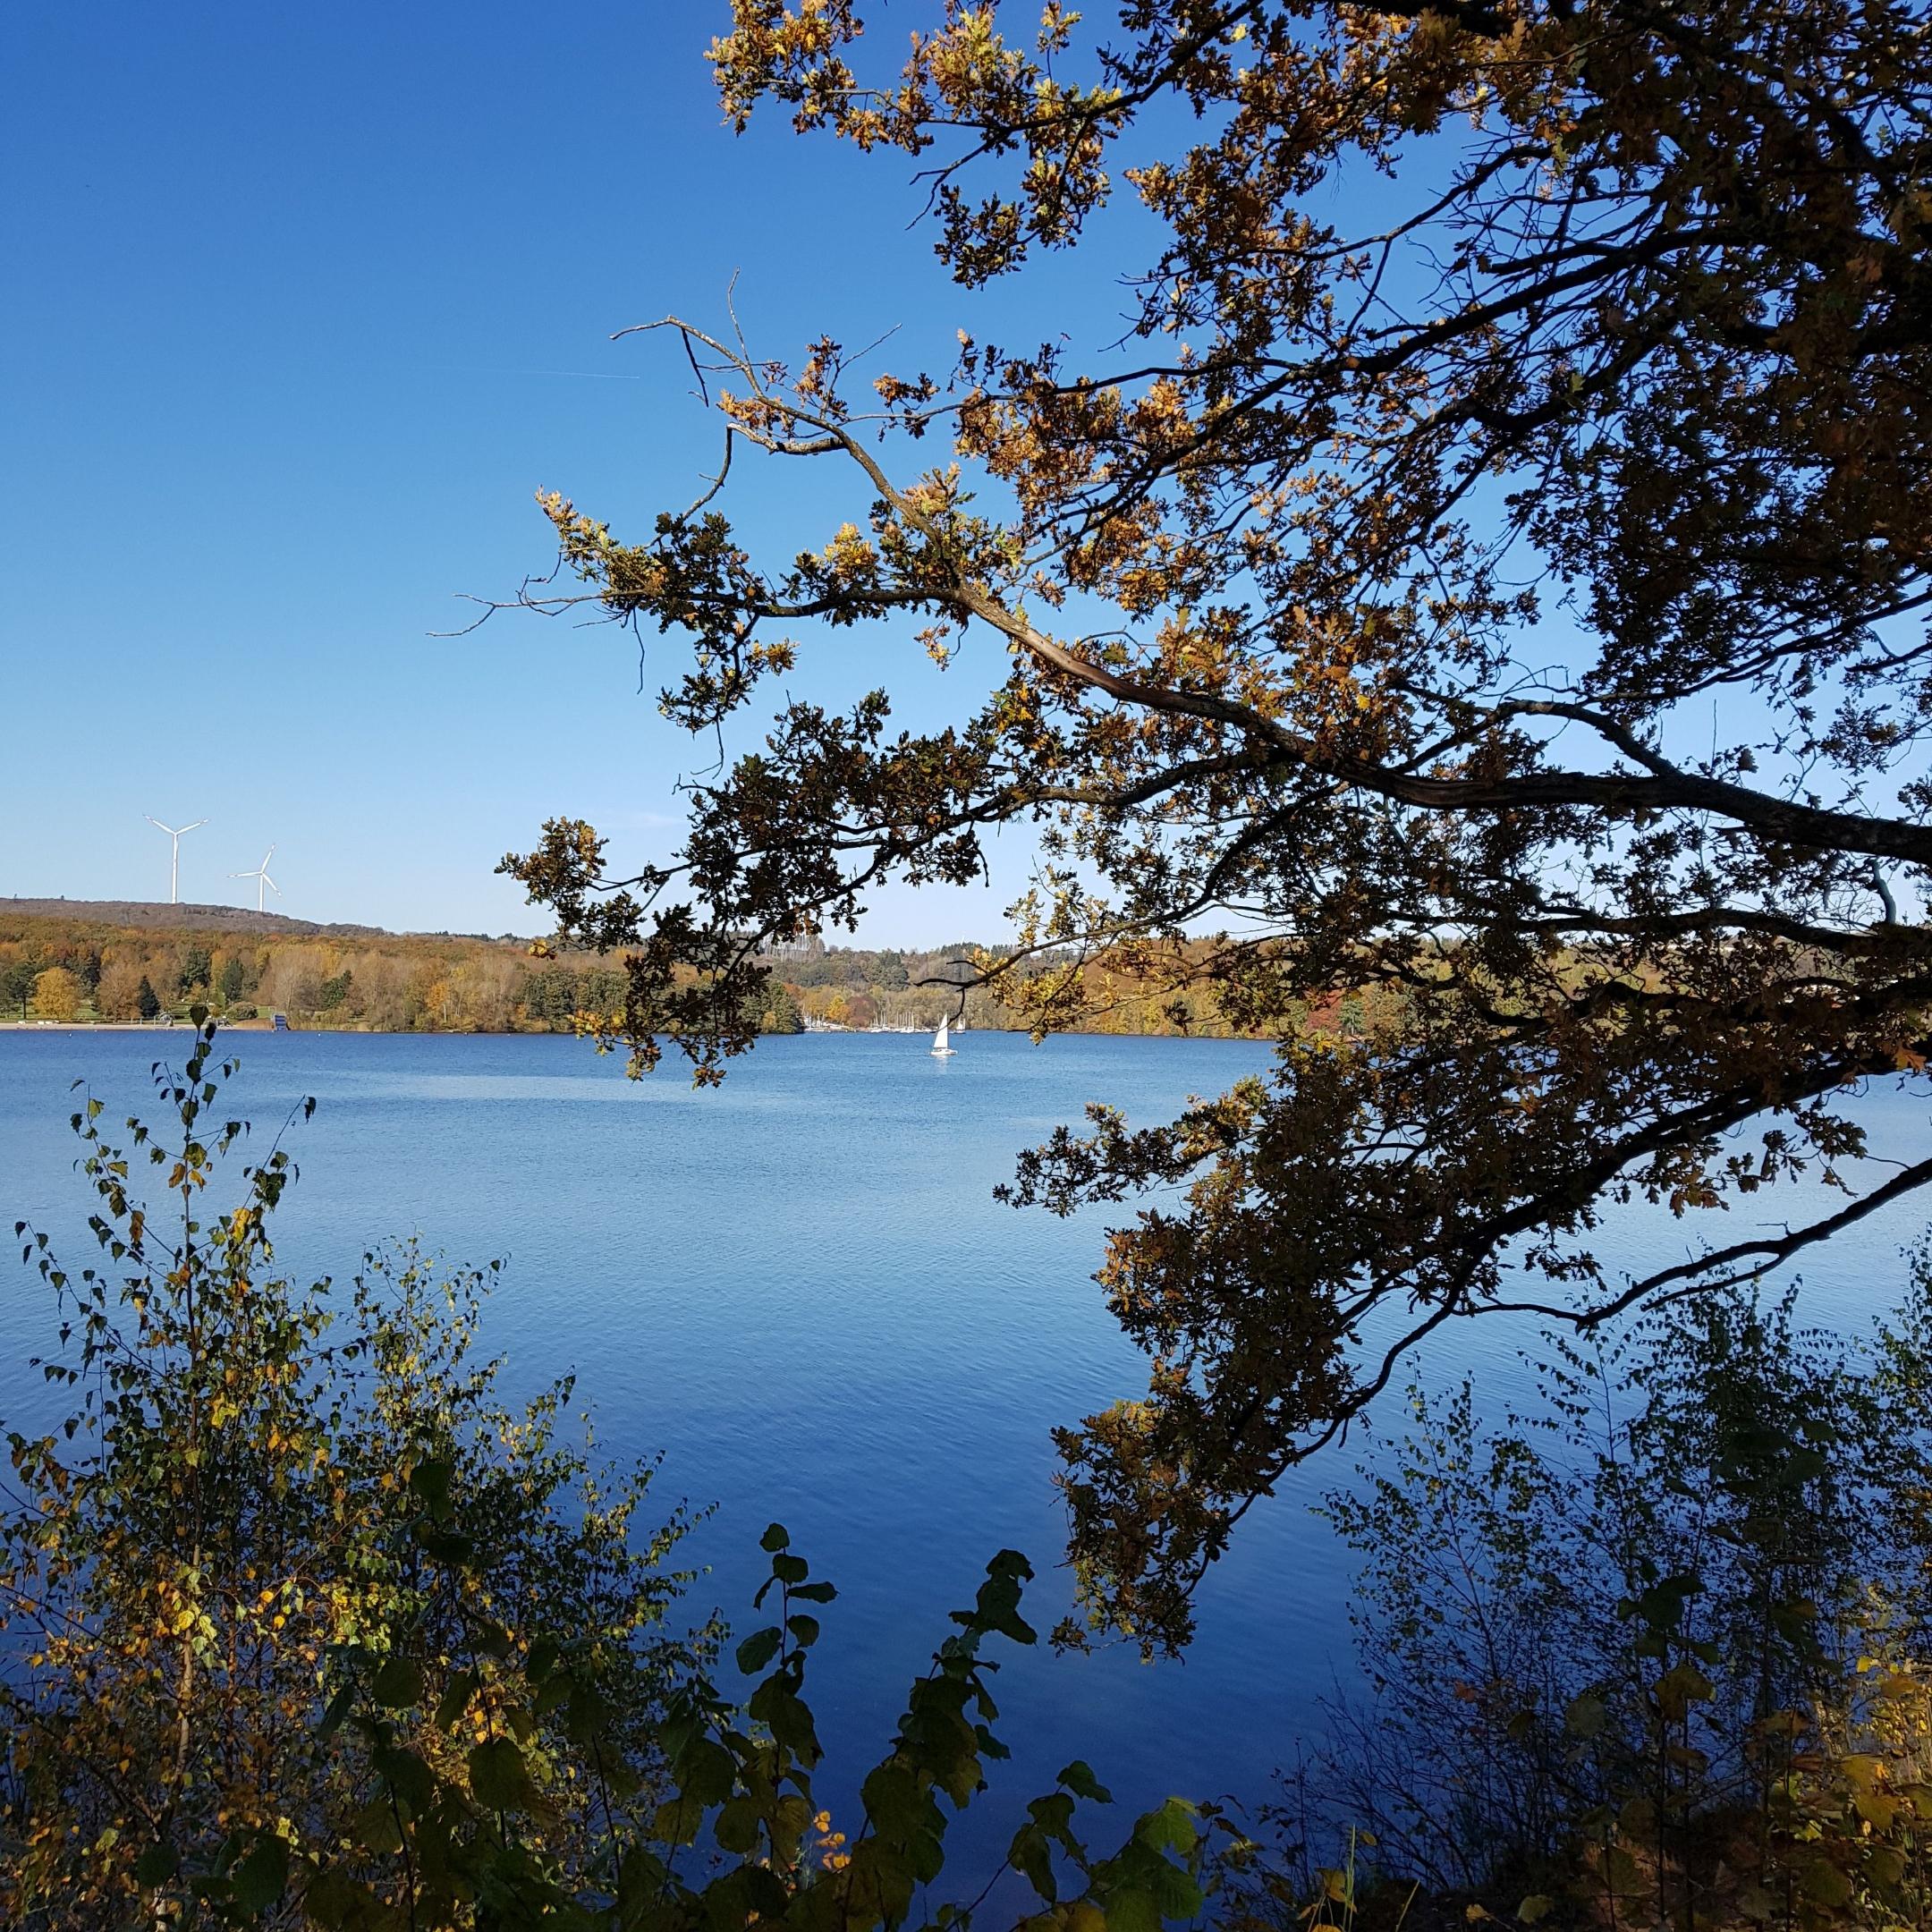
(1, 1016, 712, 1926)
(1264, 1288, 1932, 1929)
(0, 1017, 1217, 1929)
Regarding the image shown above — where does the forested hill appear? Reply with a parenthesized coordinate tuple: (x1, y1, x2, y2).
(1, 903, 564, 1032)
(0, 904, 1288, 1038)
(0, 897, 394, 937)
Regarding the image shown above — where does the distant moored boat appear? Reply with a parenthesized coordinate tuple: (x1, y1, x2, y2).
(930, 1015, 956, 1057)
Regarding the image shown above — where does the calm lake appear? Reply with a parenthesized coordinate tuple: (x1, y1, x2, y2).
(3, 1027, 1928, 1864)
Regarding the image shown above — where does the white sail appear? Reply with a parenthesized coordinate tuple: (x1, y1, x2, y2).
(930, 1015, 955, 1057)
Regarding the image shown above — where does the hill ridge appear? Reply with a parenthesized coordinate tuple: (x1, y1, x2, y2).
(0, 899, 523, 943)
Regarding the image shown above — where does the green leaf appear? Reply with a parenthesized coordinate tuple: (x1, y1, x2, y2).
(411, 1524, 475, 1568)
(759, 1522, 792, 1552)
(847, 1840, 919, 1926)
(564, 1677, 614, 1746)
(1654, 1660, 1716, 1719)
(1058, 1760, 1113, 1803)
(302, 1867, 383, 1928)
(678, 1736, 737, 1807)
(736, 1626, 784, 1675)
(374, 1744, 435, 1815)
(1618, 1796, 1657, 1840)
(134, 1842, 179, 1887)
(787, 1613, 821, 1648)
(373, 1657, 424, 1708)
(862, 1762, 929, 1843)
(469, 1735, 538, 1813)
(715, 1795, 763, 1855)
(1106, 1886, 1161, 1932)
(472, 1619, 513, 1660)
(703, 1860, 792, 1926)
(348, 1796, 403, 1855)
(790, 1580, 839, 1603)
(651, 1795, 705, 1847)
(1029, 1792, 1077, 1843)
(906, 1824, 945, 1886)
(229, 1832, 290, 1913)
(436, 1668, 479, 1732)
(1148, 1860, 1205, 1920)
(317, 1683, 354, 1741)
(1133, 1798, 1198, 1856)
(1801, 1859, 1854, 1908)
(408, 1456, 454, 1521)
(771, 1553, 809, 1585)
(1009, 1822, 1056, 1902)
(771, 1791, 815, 1866)
(1564, 1692, 1606, 1739)
(750, 1682, 821, 1761)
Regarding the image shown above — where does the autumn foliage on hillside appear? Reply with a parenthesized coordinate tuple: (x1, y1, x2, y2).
(0, 910, 598, 1033)
(0, 909, 1316, 1040)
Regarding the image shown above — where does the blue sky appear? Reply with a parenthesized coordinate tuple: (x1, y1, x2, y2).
(8, 12, 1880, 947)
(2, 4, 1139, 942)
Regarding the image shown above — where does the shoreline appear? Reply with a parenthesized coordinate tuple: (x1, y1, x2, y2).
(0, 1020, 1268, 1044)
(0, 1020, 275, 1031)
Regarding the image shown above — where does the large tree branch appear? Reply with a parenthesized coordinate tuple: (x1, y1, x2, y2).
(642, 336, 1932, 869)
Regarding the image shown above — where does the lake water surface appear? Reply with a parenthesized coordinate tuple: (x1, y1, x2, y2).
(3, 1027, 1928, 1865)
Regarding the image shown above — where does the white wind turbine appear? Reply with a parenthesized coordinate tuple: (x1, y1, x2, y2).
(145, 816, 208, 904)
(231, 845, 280, 913)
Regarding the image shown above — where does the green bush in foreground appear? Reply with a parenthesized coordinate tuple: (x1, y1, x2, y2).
(1242, 1288, 1932, 1932)
(0, 1019, 1214, 1929)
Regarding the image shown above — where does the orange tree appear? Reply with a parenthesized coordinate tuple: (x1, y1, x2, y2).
(494, 0, 1932, 1652)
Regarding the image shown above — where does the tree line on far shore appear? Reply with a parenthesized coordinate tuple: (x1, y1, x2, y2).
(0, 911, 1312, 1040)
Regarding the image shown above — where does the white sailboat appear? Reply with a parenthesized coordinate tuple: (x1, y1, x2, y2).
(930, 1014, 957, 1057)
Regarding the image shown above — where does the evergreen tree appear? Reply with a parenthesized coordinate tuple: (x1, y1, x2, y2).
(759, 984, 804, 1035)
(1, 961, 36, 1021)
(136, 976, 160, 1022)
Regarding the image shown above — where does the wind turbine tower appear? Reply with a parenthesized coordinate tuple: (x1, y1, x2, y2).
(144, 817, 208, 905)
(230, 846, 281, 914)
